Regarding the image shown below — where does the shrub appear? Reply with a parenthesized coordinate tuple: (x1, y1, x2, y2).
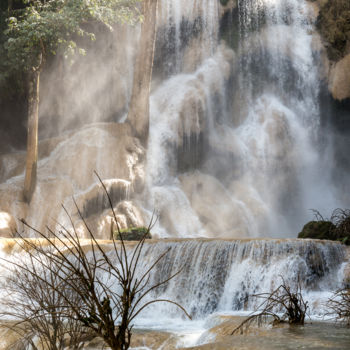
(298, 209, 350, 245)
(327, 288, 350, 325)
(0, 172, 190, 350)
(231, 277, 308, 335)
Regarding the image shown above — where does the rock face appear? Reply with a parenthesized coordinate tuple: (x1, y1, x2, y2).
(0, 123, 146, 239)
(329, 54, 350, 101)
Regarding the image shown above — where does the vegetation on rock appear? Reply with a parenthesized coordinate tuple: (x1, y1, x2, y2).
(298, 220, 336, 240)
(115, 226, 152, 241)
(298, 209, 350, 245)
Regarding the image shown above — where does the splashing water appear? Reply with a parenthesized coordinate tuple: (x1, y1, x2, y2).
(144, 0, 346, 238)
(0, 0, 348, 240)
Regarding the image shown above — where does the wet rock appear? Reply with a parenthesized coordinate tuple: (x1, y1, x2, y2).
(329, 54, 350, 101)
(298, 221, 336, 240)
(115, 201, 145, 229)
(72, 200, 145, 239)
(0, 123, 146, 237)
(74, 179, 131, 219)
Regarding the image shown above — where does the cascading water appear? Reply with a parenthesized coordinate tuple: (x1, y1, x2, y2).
(144, 0, 346, 239)
(1, 1, 350, 348)
(132, 239, 347, 322)
(0, 238, 347, 324)
(0, 0, 348, 240)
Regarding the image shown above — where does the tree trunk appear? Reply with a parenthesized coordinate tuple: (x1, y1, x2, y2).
(126, 0, 158, 144)
(24, 69, 40, 203)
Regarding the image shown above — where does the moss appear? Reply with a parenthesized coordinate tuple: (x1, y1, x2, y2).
(298, 221, 336, 240)
(317, 0, 350, 61)
(114, 227, 152, 241)
(298, 220, 350, 245)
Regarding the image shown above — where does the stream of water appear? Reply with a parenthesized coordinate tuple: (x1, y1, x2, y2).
(144, 0, 346, 238)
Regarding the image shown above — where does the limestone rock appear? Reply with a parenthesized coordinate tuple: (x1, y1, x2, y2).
(0, 123, 146, 237)
(73, 179, 132, 219)
(72, 200, 145, 239)
(329, 54, 350, 100)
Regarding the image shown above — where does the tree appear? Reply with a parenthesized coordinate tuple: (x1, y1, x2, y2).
(0, 172, 190, 350)
(2, 0, 141, 202)
(127, 0, 158, 144)
(1, 250, 88, 350)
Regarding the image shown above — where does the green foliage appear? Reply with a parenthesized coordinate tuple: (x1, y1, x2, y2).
(298, 209, 350, 245)
(298, 221, 336, 240)
(115, 226, 152, 241)
(1, 0, 141, 74)
(0, 6, 26, 98)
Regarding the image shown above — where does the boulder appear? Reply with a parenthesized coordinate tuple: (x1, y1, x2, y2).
(298, 221, 336, 240)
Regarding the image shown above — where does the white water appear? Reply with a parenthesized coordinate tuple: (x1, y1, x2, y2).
(0, 238, 347, 348)
(0, 0, 348, 240)
(129, 238, 348, 347)
(143, 0, 346, 239)
(1, 1, 350, 348)
(134, 239, 346, 320)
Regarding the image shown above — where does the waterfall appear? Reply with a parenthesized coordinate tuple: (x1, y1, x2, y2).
(143, 0, 345, 239)
(0, 0, 348, 240)
(0, 238, 347, 324)
(133, 239, 347, 323)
